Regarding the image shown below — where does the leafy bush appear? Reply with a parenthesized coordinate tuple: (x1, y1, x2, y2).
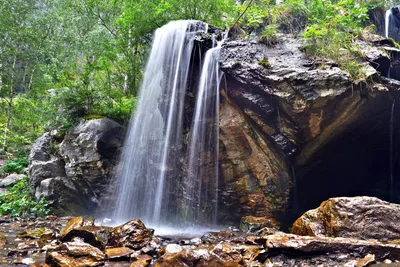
(1, 158, 29, 174)
(260, 24, 279, 46)
(0, 178, 50, 217)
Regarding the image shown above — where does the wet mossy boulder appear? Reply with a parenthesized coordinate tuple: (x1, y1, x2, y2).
(292, 197, 400, 241)
(29, 118, 125, 216)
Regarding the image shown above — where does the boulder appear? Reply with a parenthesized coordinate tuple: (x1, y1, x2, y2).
(46, 239, 106, 267)
(265, 233, 400, 260)
(59, 118, 124, 196)
(106, 247, 134, 260)
(110, 219, 153, 250)
(292, 197, 400, 241)
(0, 174, 25, 187)
(58, 217, 84, 239)
(130, 254, 152, 267)
(17, 227, 55, 240)
(239, 216, 278, 233)
(29, 118, 124, 216)
(61, 225, 112, 250)
(155, 243, 245, 267)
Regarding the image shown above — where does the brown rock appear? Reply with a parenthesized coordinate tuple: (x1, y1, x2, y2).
(58, 216, 84, 239)
(355, 254, 375, 267)
(62, 225, 111, 250)
(106, 247, 134, 260)
(130, 254, 152, 267)
(155, 243, 244, 267)
(17, 227, 55, 239)
(0, 232, 7, 248)
(110, 219, 153, 250)
(46, 252, 104, 267)
(265, 233, 400, 260)
(46, 239, 105, 267)
(240, 216, 278, 233)
(292, 197, 400, 241)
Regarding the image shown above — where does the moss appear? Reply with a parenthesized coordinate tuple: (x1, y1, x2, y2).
(84, 114, 104, 120)
(232, 61, 242, 68)
(387, 38, 400, 49)
(258, 58, 271, 68)
(259, 34, 279, 47)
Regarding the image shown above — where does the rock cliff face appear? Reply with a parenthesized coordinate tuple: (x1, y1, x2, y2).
(218, 33, 400, 226)
(29, 118, 124, 215)
(28, 32, 400, 227)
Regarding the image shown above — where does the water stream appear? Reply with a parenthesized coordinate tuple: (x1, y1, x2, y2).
(110, 20, 223, 233)
(112, 20, 208, 225)
(385, 9, 392, 38)
(184, 38, 222, 225)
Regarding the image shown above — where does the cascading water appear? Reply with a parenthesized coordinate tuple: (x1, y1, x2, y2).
(112, 20, 208, 226)
(386, 8, 392, 38)
(184, 38, 222, 224)
(110, 20, 224, 234)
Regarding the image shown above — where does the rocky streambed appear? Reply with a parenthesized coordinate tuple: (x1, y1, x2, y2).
(0, 197, 400, 266)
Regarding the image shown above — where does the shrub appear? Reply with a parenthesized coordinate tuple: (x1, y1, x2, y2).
(0, 178, 50, 217)
(1, 158, 29, 174)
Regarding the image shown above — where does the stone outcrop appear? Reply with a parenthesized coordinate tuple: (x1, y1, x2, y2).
(265, 233, 400, 261)
(28, 118, 124, 215)
(292, 197, 400, 241)
(218, 33, 400, 225)
(0, 173, 25, 187)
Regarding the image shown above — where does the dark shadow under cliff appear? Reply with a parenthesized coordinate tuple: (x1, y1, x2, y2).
(283, 93, 400, 229)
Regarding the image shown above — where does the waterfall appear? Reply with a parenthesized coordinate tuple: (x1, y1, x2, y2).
(386, 9, 392, 38)
(184, 38, 222, 224)
(112, 20, 208, 225)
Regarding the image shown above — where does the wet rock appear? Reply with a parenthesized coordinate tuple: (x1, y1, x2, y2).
(0, 232, 7, 248)
(240, 216, 278, 233)
(201, 231, 235, 244)
(17, 227, 55, 239)
(29, 118, 124, 216)
(62, 225, 111, 250)
(292, 197, 400, 241)
(106, 247, 134, 260)
(356, 254, 376, 267)
(17, 240, 43, 250)
(46, 239, 105, 267)
(58, 216, 84, 239)
(29, 132, 52, 162)
(12, 257, 35, 265)
(130, 254, 152, 267)
(265, 233, 400, 260)
(165, 244, 183, 254)
(156, 243, 244, 267)
(110, 219, 153, 250)
(59, 118, 124, 197)
(0, 174, 25, 187)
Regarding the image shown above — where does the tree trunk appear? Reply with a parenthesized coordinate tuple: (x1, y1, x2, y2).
(4, 55, 16, 152)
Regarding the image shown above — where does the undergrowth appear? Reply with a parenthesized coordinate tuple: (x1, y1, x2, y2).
(0, 178, 50, 217)
(235, 0, 391, 81)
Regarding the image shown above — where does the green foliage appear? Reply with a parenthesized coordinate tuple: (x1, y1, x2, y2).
(302, 0, 373, 80)
(0, 178, 50, 217)
(258, 57, 271, 68)
(1, 158, 29, 174)
(260, 24, 279, 46)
